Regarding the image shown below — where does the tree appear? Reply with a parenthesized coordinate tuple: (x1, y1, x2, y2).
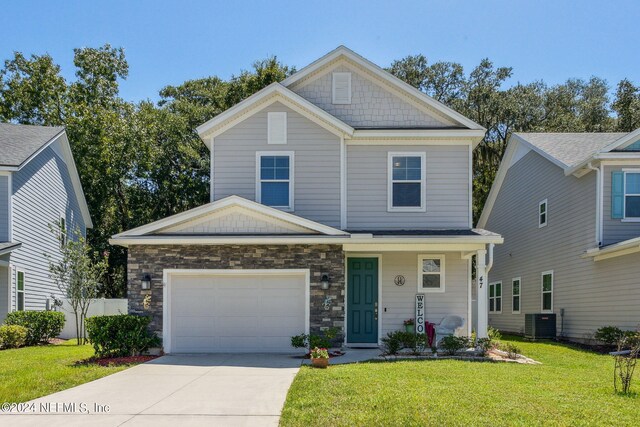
(612, 79, 640, 132)
(47, 226, 108, 344)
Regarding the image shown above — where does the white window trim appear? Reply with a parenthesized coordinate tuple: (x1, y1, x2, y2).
(512, 277, 521, 314)
(388, 152, 427, 212)
(267, 112, 287, 145)
(332, 72, 352, 105)
(417, 254, 445, 293)
(255, 151, 294, 212)
(489, 281, 502, 314)
(622, 169, 640, 221)
(538, 199, 548, 228)
(16, 269, 25, 311)
(541, 270, 554, 313)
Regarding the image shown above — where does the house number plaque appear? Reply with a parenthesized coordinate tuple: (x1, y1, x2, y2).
(394, 275, 405, 286)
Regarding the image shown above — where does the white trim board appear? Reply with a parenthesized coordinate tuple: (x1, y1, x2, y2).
(162, 268, 310, 354)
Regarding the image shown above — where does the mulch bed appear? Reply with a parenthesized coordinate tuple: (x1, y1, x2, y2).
(299, 350, 345, 359)
(75, 355, 159, 367)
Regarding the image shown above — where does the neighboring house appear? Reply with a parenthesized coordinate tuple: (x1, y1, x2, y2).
(0, 123, 92, 322)
(478, 130, 640, 341)
(110, 46, 502, 353)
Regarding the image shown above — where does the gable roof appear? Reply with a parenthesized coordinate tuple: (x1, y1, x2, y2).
(196, 83, 354, 143)
(111, 195, 349, 240)
(0, 123, 64, 167)
(0, 124, 93, 228)
(281, 46, 485, 131)
(477, 129, 640, 228)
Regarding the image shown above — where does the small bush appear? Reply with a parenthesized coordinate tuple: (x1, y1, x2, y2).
(595, 326, 625, 346)
(290, 327, 340, 350)
(0, 325, 28, 349)
(487, 326, 502, 342)
(439, 335, 469, 355)
(4, 311, 65, 346)
(382, 331, 403, 355)
(85, 315, 160, 357)
(475, 337, 493, 356)
(500, 342, 521, 359)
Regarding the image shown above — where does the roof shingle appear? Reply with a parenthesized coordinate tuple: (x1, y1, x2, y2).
(0, 123, 64, 167)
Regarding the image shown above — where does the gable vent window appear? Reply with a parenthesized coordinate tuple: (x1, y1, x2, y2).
(267, 112, 287, 145)
(332, 72, 352, 105)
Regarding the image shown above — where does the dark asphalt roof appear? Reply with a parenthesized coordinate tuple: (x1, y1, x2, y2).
(0, 123, 64, 167)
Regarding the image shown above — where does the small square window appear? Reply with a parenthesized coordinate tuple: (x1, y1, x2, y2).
(418, 255, 445, 292)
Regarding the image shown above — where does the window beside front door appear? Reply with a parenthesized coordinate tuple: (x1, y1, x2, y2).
(417, 255, 445, 292)
(388, 152, 426, 212)
(512, 277, 521, 314)
(541, 271, 553, 312)
(17, 270, 25, 311)
(489, 281, 502, 314)
(256, 152, 294, 210)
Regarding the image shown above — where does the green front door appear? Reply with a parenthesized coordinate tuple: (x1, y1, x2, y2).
(347, 258, 379, 343)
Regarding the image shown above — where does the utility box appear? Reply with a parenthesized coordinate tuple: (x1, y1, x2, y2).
(524, 313, 556, 339)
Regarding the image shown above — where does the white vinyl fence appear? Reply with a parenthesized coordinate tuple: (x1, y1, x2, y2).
(58, 298, 128, 339)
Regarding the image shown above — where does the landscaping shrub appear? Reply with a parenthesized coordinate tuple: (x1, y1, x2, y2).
(487, 326, 502, 342)
(499, 342, 521, 359)
(0, 325, 28, 349)
(439, 335, 469, 355)
(85, 314, 160, 357)
(595, 326, 625, 346)
(4, 311, 65, 346)
(475, 337, 493, 356)
(291, 327, 340, 350)
(382, 331, 403, 355)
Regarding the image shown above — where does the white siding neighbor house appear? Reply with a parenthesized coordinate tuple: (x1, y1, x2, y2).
(0, 124, 92, 322)
(111, 46, 502, 353)
(478, 130, 640, 341)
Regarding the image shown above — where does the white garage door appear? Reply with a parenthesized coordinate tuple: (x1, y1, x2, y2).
(167, 271, 308, 353)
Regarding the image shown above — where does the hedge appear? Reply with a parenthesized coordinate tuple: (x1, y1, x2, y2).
(4, 311, 65, 346)
(85, 314, 160, 357)
(0, 325, 28, 349)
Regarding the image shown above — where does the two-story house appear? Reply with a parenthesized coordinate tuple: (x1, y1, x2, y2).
(0, 123, 92, 322)
(110, 47, 502, 353)
(478, 130, 640, 341)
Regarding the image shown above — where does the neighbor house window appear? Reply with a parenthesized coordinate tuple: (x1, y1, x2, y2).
(256, 152, 294, 210)
(388, 153, 426, 211)
(59, 215, 67, 248)
(539, 199, 548, 227)
(541, 271, 553, 312)
(624, 172, 640, 218)
(17, 270, 25, 311)
(417, 255, 445, 292)
(512, 277, 521, 314)
(489, 282, 502, 314)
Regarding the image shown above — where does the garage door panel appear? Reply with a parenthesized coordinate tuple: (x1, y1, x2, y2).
(170, 272, 306, 353)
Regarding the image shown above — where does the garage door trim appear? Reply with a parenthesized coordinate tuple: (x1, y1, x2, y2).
(162, 268, 310, 353)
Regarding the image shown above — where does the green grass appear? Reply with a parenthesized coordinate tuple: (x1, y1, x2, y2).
(0, 340, 132, 403)
(281, 336, 640, 426)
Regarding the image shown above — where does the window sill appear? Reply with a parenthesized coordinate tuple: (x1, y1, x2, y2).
(388, 207, 427, 213)
(418, 288, 445, 293)
(489, 311, 502, 315)
(621, 218, 640, 222)
(512, 311, 521, 315)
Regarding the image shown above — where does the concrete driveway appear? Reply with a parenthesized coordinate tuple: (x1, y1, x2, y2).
(2, 354, 301, 427)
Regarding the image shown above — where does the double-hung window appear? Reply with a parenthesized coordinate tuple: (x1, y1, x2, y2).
(388, 152, 426, 212)
(257, 152, 293, 210)
(624, 172, 640, 218)
(541, 271, 553, 312)
(539, 199, 548, 227)
(512, 277, 521, 314)
(17, 270, 25, 311)
(417, 255, 445, 292)
(489, 281, 502, 314)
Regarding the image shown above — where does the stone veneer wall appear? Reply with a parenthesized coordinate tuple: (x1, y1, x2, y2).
(127, 244, 345, 341)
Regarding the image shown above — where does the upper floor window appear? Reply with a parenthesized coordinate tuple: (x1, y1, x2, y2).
(59, 215, 67, 248)
(332, 72, 351, 104)
(541, 271, 553, 312)
(539, 199, 548, 227)
(388, 153, 426, 212)
(256, 152, 294, 211)
(624, 172, 640, 218)
(418, 255, 445, 292)
(512, 277, 521, 314)
(489, 281, 502, 314)
(17, 270, 25, 311)
(267, 112, 287, 145)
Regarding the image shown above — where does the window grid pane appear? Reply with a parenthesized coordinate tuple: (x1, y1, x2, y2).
(513, 296, 520, 312)
(626, 173, 640, 194)
(260, 155, 290, 207)
(542, 293, 552, 311)
(625, 196, 640, 217)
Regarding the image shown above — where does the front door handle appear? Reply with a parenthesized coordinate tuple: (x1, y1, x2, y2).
(374, 302, 378, 320)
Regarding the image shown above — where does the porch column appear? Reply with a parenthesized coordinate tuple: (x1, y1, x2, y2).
(476, 249, 488, 338)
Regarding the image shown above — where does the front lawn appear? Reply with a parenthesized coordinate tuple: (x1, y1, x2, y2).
(281, 336, 640, 426)
(0, 340, 133, 403)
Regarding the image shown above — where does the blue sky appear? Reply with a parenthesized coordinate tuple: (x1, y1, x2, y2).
(1, 0, 638, 102)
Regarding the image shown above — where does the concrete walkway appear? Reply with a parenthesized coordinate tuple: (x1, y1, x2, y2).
(2, 354, 301, 427)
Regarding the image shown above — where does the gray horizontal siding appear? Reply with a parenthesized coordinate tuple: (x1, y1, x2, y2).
(347, 144, 470, 229)
(485, 151, 640, 339)
(10, 142, 86, 312)
(0, 175, 8, 241)
(290, 64, 454, 128)
(213, 102, 341, 228)
(379, 252, 469, 337)
(602, 165, 640, 245)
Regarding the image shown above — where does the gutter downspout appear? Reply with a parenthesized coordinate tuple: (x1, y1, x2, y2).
(587, 162, 602, 246)
(486, 243, 495, 275)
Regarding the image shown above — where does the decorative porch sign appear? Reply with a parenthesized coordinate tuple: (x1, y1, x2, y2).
(415, 294, 426, 335)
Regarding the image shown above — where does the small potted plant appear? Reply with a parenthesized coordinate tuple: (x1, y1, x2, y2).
(404, 318, 415, 334)
(310, 347, 329, 368)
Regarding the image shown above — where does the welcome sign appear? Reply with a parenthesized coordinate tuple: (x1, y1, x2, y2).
(415, 294, 425, 335)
